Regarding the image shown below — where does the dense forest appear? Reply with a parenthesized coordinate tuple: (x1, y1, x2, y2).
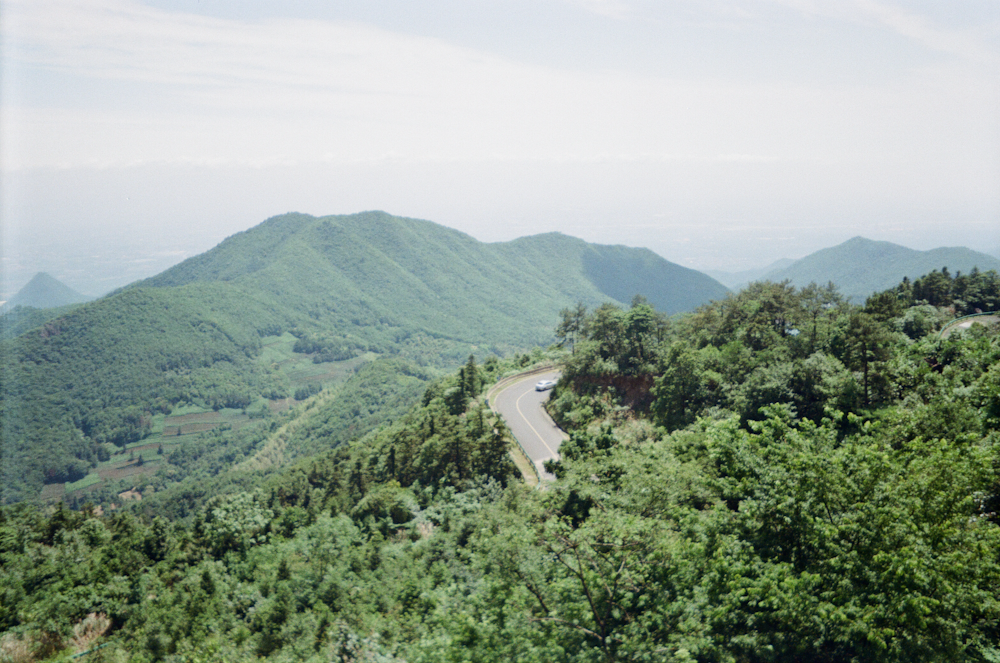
(2, 267, 1000, 662)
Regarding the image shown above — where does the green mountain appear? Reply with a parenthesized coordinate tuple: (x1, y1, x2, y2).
(760, 237, 1000, 301)
(0, 211, 727, 503)
(493, 231, 729, 315)
(138, 213, 725, 328)
(1, 272, 91, 312)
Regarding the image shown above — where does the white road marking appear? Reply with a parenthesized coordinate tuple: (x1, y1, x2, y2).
(514, 386, 559, 460)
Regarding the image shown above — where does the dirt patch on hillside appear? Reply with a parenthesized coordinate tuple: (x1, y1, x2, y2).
(269, 398, 295, 413)
(118, 489, 142, 502)
(101, 462, 159, 482)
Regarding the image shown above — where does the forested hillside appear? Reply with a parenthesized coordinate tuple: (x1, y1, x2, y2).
(0, 304, 84, 342)
(2, 268, 999, 662)
(0, 211, 725, 503)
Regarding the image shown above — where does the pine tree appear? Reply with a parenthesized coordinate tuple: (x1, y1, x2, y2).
(462, 354, 479, 400)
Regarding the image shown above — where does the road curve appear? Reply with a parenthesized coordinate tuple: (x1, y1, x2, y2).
(940, 314, 999, 339)
(490, 370, 568, 481)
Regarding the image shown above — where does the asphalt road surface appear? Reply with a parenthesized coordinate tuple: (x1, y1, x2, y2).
(491, 370, 567, 481)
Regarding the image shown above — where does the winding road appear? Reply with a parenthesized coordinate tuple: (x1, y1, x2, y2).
(490, 370, 567, 481)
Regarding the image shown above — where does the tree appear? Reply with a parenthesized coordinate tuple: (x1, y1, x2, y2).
(797, 281, 843, 356)
(588, 303, 627, 365)
(844, 311, 892, 406)
(865, 289, 904, 323)
(717, 281, 800, 351)
(555, 303, 588, 354)
(461, 354, 480, 400)
(620, 301, 664, 375)
(472, 417, 514, 484)
(912, 268, 953, 307)
(651, 343, 706, 431)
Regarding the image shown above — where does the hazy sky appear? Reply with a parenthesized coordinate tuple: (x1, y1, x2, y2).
(2, 0, 998, 297)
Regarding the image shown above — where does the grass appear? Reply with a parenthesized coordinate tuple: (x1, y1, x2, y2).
(99, 443, 171, 469)
(261, 333, 375, 393)
(65, 473, 101, 493)
(159, 407, 251, 438)
(508, 442, 539, 488)
(149, 413, 166, 434)
(126, 434, 160, 449)
(169, 402, 213, 416)
(102, 461, 161, 482)
(259, 332, 300, 364)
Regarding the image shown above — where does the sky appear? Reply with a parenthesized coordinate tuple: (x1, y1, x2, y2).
(1, 0, 999, 298)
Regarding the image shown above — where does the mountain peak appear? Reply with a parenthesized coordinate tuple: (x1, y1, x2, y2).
(2, 272, 91, 312)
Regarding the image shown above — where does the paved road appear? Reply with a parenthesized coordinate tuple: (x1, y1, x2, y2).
(941, 314, 999, 339)
(490, 370, 567, 481)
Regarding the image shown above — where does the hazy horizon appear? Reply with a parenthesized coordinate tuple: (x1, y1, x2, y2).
(2, 0, 998, 298)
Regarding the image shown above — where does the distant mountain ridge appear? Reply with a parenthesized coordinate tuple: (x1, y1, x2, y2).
(706, 259, 797, 290)
(1, 272, 91, 312)
(760, 237, 1000, 302)
(138, 211, 727, 321)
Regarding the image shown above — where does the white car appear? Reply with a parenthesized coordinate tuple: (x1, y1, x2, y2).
(535, 379, 557, 391)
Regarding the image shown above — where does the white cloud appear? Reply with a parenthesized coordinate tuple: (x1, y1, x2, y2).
(767, 0, 1000, 67)
(3, 0, 994, 176)
(853, 0, 999, 67)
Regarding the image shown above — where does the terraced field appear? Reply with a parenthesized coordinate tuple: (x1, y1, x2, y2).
(47, 335, 377, 501)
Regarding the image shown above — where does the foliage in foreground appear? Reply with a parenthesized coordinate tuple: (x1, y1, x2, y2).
(3, 271, 1000, 662)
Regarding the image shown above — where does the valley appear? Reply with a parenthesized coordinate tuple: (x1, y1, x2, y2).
(5, 214, 1000, 507)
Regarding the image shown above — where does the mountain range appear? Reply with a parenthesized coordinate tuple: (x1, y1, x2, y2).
(0, 211, 727, 503)
(5, 212, 999, 505)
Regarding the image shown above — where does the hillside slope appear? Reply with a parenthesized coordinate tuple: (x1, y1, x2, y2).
(495, 232, 728, 314)
(762, 237, 1000, 301)
(1, 211, 726, 503)
(0, 304, 87, 341)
